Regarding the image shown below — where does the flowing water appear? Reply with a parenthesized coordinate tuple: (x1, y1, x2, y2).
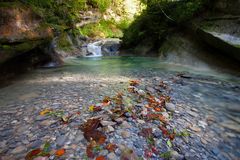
(0, 56, 239, 159)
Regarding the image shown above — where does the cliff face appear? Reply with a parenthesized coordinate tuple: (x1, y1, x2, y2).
(213, 0, 240, 15)
(0, 2, 53, 64)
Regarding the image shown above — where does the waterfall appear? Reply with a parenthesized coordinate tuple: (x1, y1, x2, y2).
(85, 41, 103, 57)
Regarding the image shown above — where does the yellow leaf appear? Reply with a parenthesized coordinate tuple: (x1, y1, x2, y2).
(40, 109, 51, 115)
(89, 105, 95, 112)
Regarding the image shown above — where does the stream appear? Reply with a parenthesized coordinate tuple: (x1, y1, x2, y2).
(0, 56, 239, 160)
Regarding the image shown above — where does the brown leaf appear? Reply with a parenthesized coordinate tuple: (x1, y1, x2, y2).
(105, 143, 117, 152)
(139, 128, 153, 138)
(80, 118, 101, 132)
(129, 80, 140, 86)
(84, 130, 106, 145)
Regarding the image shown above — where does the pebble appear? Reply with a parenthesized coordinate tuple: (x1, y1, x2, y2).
(189, 125, 201, 132)
(186, 110, 198, 117)
(166, 103, 176, 112)
(105, 125, 115, 133)
(101, 121, 116, 126)
(170, 150, 184, 160)
(11, 146, 25, 154)
(99, 149, 108, 156)
(200, 138, 207, 144)
(35, 115, 48, 121)
(107, 153, 117, 160)
(137, 119, 145, 124)
(56, 135, 67, 146)
(121, 131, 130, 138)
(120, 121, 131, 129)
(145, 86, 155, 93)
(40, 120, 56, 126)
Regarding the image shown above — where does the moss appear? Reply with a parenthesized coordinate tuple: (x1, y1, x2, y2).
(88, 0, 111, 12)
(234, 44, 240, 49)
(56, 33, 73, 51)
(0, 2, 25, 8)
(0, 40, 44, 64)
(78, 20, 123, 38)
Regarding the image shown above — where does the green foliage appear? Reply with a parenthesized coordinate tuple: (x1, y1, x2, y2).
(78, 20, 123, 38)
(23, 0, 112, 30)
(88, 0, 111, 12)
(122, 0, 210, 47)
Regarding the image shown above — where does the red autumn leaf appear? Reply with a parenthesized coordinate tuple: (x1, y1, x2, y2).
(154, 107, 162, 112)
(144, 149, 153, 158)
(105, 143, 117, 152)
(159, 126, 169, 136)
(159, 115, 166, 123)
(98, 136, 107, 145)
(169, 133, 175, 141)
(55, 149, 65, 157)
(147, 113, 159, 120)
(96, 156, 106, 160)
(93, 106, 102, 111)
(102, 96, 111, 106)
(151, 146, 158, 154)
(86, 144, 95, 158)
(25, 148, 42, 160)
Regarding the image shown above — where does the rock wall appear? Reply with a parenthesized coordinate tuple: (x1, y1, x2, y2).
(0, 2, 53, 64)
(214, 0, 240, 15)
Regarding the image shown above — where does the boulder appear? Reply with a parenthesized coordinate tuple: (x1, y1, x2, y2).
(0, 2, 53, 64)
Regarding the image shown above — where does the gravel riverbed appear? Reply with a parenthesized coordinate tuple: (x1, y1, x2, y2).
(0, 63, 240, 160)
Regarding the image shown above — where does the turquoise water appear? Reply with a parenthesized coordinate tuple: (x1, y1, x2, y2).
(59, 56, 240, 82)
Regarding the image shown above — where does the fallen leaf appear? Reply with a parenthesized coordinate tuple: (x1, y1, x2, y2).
(86, 144, 95, 158)
(80, 118, 100, 132)
(55, 148, 65, 157)
(89, 105, 95, 112)
(105, 143, 117, 152)
(169, 133, 175, 141)
(159, 115, 166, 123)
(144, 149, 153, 158)
(84, 130, 106, 145)
(139, 128, 153, 138)
(129, 80, 140, 86)
(25, 148, 42, 160)
(159, 126, 169, 136)
(154, 107, 162, 112)
(39, 109, 52, 116)
(167, 139, 172, 148)
(102, 96, 111, 106)
(42, 142, 50, 154)
(96, 155, 106, 160)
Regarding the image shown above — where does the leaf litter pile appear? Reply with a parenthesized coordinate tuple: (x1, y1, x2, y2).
(26, 79, 190, 160)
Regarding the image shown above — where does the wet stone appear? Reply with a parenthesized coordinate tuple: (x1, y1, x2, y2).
(56, 135, 67, 146)
(166, 103, 176, 112)
(35, 115, 48, 121)
(107, 152, 117, 160)
(11, 146, 25, 154)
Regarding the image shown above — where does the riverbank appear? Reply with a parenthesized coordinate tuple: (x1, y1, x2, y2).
(0, 57, 239, 160)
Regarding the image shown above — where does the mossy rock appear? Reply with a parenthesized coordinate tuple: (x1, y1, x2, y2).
(56, 32, 74, 51)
